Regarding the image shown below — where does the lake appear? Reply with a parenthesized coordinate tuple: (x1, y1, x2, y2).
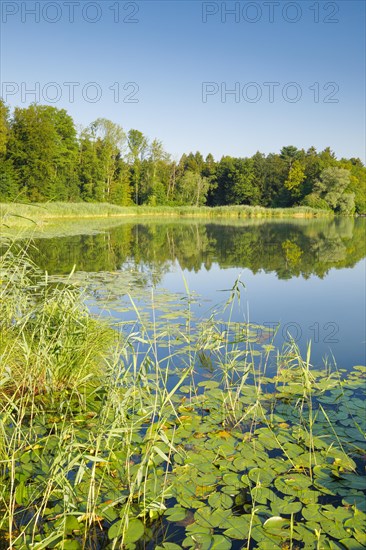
(28, 216, 366, 375)
(2, 214, 365, 549)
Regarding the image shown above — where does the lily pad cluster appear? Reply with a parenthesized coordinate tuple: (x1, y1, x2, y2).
(1, 360, 365, 549)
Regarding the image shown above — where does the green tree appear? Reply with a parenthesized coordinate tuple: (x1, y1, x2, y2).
(203, 153, 217, 206)
(78, 128, 105, 201)
(141, 139, 170, 204)
(175, 170, 209, 205)
(0, 99, 19, 200)
(262, 154, 287, 206)
(127, 129, 149, 204)
(109, 158, 132, 205)
(8, 104, 78, 201)
(313, 167, 355, 213)
(184, 152, 205, 174)
(339, 158, 366, 214)
(284, 160, 306, 200)
(91, 118, 126, 201)
(228, 158, 258, 205)
(0, 98, 10, 157)
(280, 145, 301, 167)
(251, 151, 266, 204)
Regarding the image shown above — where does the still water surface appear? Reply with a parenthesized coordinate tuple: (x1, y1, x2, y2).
(30, 216, 366, 373)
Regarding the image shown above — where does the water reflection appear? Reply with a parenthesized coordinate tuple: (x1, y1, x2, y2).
(29, 217, 365, 282)
(14, 216, 365, 373)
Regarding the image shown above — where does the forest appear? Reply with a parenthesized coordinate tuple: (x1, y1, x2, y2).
(1, 99, 365, 214)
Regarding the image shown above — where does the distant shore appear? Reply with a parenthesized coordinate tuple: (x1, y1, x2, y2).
(0, 202, 335, 229)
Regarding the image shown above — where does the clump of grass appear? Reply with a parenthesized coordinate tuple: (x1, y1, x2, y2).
(0, 242, 116, 396)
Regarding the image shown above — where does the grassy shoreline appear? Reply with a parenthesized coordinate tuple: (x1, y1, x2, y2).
(0, 202, 334, 228)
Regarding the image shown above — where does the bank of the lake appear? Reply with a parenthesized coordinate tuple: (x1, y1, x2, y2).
(0, 202, 334, 228)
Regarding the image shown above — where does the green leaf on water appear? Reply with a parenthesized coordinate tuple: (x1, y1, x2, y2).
(272, 499, 302, 515)
(108, 518, 144, 543)
(319, 517, 349, 539)
(263, 516, 289, 530)
(248, 467, 275, 485)
(124, 519, 145, 544)
(353, 528, 366, 546)
(342, 494, 366, 512)
(195, 507, 231, 529)
(164, 506, 187, 522)
(339, 539, 366, 550)
(108, 519, 123, 540)
(208, 492, 233, 509)
(211, 535, 232, 549)
(222, 515, 251, 538)
(64, 516, 80, 534)
(222, 473, 241, 487)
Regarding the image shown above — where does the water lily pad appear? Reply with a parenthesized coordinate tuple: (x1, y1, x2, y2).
(108, 518, 144, 543)
(339, 538, 366, 550)
(222, 473, 242, 487)
(248, 467, 275, 485)
(182, 532, 212, 549)
(272, 499, 302, 515)
(194, 507, 231, 529)
(208, 492, 233, 509)
(342, 494, 366, 512)
(222, 515, 251, 538)
(210, 535, 232, 549)
(263, 516, 290, 530)
(302, 504, 321, 522)
(164, 506, 187, 522)
(319, 518, 349, 539)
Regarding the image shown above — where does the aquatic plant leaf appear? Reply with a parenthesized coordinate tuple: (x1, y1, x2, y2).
(165, 506, 187, 522)
(222, 515, 251, 538)
(319, 518, 349, 540)
(248, 467, 276, 485)
(208, 492, 233, 509)
(211, 535, 232, 549)
(263, 516, 289, 530)
(339, 539, 365, 550)
(194, 507, 231, 528)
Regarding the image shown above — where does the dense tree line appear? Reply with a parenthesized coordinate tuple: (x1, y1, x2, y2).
(1, 99, 365, 213)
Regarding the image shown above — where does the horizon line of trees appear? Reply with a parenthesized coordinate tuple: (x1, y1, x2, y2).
(1, 99, 365, 214)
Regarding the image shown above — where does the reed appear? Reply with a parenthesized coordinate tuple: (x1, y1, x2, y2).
(0, 202, 334, 229)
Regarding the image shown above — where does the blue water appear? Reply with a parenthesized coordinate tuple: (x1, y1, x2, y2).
(30, 217, 366, 374)
(163, 259, 366, 370)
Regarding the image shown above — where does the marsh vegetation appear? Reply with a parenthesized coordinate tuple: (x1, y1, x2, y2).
(0, 238, 365, 549)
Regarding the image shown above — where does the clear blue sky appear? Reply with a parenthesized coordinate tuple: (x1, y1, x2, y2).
(1, 0, 365, 161)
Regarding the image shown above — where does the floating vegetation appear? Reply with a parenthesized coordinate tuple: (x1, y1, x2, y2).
(0, 244, 365, 549)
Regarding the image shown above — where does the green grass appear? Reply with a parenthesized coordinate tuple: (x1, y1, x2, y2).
(0, 242, 365, 549)
(0, 202, 334, 228)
